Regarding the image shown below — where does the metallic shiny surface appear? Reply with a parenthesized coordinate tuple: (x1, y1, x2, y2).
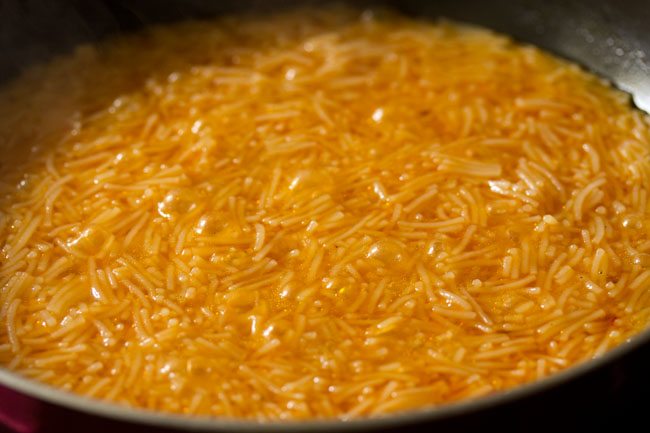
(1, 1, 649, 431)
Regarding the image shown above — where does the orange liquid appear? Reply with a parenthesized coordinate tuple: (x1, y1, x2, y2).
(0, 8, 649, 419)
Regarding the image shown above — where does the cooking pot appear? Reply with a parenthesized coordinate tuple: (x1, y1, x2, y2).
(1, 1, 649, 432)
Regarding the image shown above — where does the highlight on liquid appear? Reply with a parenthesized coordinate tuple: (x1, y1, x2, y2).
(0, 8, 649, 420)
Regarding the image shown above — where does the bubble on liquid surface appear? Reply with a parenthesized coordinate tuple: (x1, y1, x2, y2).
(633, 253, 650, 268)
(66, 226, 112, 257)
(194, 214, 226, 236)
(366, 239, 409, 271)
(288, 169, 334, 193)
(158, 189, 199, 219)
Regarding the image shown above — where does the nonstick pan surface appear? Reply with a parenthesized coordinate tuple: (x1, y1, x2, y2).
(1, 1, 649, 432)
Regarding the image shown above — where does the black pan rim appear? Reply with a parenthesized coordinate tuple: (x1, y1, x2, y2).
(1, 1, 650, 429)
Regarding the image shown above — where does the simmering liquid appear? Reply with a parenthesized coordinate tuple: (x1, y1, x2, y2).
(0, 8, 649, 419)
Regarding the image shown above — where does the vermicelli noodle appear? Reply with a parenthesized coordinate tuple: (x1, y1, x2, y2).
(0, 8, 649, 420)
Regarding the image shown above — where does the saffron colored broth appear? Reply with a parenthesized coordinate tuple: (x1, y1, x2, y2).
(0, 8, 649, 420)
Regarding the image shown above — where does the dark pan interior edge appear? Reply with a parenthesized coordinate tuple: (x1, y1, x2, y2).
(2, 0, 650, 112)
(1, 0, 650, 431)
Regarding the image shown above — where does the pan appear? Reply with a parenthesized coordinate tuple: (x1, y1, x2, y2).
(0, 1, 649, 432)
